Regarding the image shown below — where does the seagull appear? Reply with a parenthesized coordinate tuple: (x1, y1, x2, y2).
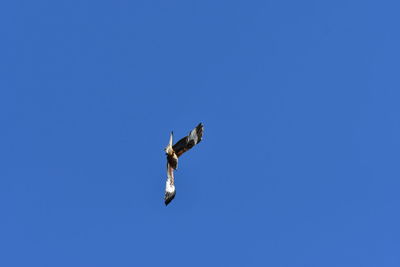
(164, 123, 204, 205)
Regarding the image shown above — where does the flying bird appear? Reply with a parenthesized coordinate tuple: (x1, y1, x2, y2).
(164, 123, 204, 205)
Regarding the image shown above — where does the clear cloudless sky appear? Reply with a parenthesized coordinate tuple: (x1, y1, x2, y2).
(0, 0, 399, 266)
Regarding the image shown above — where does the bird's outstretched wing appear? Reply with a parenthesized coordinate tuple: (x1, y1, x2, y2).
(172, 123, 204, 157)
(164, 163, 176, 206)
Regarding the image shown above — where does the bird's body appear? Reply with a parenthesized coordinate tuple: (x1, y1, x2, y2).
(165, 132, 178, 169)
(164, 123, 204, 205)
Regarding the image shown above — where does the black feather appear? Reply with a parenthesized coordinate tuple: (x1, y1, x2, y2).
(164, 191, 176, 206)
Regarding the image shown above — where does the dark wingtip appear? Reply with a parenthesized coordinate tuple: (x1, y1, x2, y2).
(196, 123, 204, 143)
(164, 191, 176, 206)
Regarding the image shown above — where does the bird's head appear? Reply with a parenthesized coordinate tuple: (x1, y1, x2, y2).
(165, 146, 173, 155)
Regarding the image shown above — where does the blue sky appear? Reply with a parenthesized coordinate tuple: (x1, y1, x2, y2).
(1, 0, 399, 266)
